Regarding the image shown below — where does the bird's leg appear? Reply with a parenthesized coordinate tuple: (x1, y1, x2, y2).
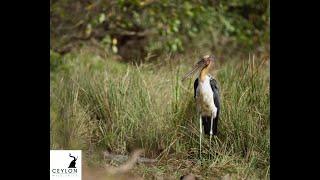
(209, 111, 214, 159)
(199, 115, 202, 160)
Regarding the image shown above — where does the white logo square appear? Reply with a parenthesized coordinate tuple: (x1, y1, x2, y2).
(50, 150, 82, 180)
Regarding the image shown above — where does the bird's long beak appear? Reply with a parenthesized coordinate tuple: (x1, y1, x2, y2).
(182, 60, 205, 81)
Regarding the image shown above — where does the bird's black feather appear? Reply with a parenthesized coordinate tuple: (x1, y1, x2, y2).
(210, 77, 220, 135)
(210, 77, 220, 110)
(193, 78, 198, 99)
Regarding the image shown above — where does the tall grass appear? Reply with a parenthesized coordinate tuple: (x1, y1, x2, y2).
(50, 50, 269, 179)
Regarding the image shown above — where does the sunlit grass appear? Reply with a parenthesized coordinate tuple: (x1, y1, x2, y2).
(50, 49, 269, 179)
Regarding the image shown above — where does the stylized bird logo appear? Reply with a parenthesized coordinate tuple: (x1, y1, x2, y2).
(68, 153, 78, 168)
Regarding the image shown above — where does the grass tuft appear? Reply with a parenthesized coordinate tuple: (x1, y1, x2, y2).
(50, 50, 269, 179)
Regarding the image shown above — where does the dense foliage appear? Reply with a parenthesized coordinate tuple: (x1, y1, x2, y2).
(51, 0, 269, 60)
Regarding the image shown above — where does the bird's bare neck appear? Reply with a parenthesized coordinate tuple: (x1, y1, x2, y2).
(199, 65, 210, 82)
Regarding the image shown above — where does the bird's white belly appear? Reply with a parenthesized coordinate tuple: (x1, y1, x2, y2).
(196, 78, 217, 117)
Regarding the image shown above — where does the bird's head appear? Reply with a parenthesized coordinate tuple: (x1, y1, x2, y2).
(182, 55, 215, 81)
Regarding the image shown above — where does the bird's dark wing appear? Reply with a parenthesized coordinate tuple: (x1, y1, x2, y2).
(194, 78, 199, 99)
(210, 77, 220, 110)
(210, 77, 220, 135)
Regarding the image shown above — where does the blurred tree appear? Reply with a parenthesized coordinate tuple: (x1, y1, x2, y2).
(50, 0, 269, 61)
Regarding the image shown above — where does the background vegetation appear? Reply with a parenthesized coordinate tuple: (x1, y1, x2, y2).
(50, 0, 269, 179)
(50, 0, 269, 60)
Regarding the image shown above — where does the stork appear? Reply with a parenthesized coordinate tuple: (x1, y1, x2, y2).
(182, 55, 220, 158)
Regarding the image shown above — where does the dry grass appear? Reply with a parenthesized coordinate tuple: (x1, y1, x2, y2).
(50, 49, 270, 179)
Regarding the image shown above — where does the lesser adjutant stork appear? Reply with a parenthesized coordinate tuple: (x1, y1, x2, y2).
(182, 55, 220, 158)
